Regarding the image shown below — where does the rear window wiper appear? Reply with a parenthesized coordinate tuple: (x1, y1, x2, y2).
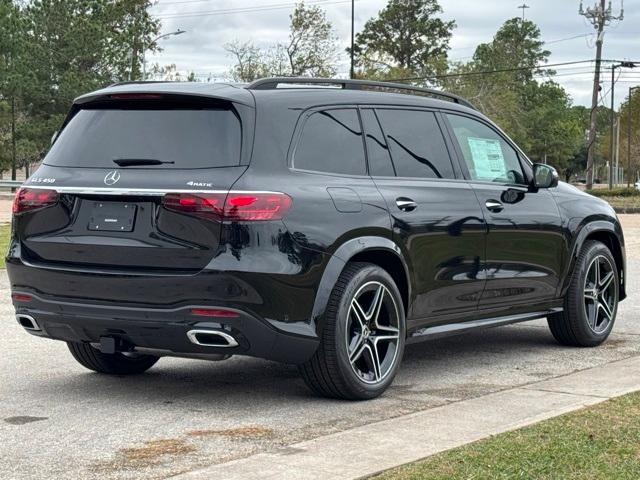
(113, 158, 175, 167)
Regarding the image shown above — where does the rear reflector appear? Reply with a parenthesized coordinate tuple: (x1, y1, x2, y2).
(11, 293, 32, 302)
(163, 192, 292, 222)
(13, 188, 59, 215)
(190, 308, 240, 318)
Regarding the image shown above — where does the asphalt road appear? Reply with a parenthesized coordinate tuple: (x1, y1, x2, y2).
(2, 216, 640, 480)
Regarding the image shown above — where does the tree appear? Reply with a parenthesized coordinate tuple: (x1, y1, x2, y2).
(227, 2, 338, 80)
(616, 89, 640, 185)
(0, 0, 160, 178)
(442, 18, 585, 180)
(350, 0, 454, 81)
(471, 18, 551, 85)
(522, 81, 583, 166)
(444, 18, 552, 144)
(0, 0, 37, 178)
(286, 1, 338, 76)
(148, 63, 197, 82)
(225, 40, 271, 82)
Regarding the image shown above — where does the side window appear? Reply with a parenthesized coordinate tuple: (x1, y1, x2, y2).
(375, 109, 455, 179)
(361, 109, 395, 177)
(294, 109, 366, 175)
(446, 113, 525, 185)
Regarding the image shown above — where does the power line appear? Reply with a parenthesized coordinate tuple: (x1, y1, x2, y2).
(154, 0, 355, 19)
(387, 59, 604, 82)
(153, 0, 229, 5)
(546, 33, 593, 44)
(179, 63, 640, 80)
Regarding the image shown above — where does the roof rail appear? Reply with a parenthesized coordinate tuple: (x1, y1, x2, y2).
(107, 80, 175, 87)
(247, 77, 477, 110)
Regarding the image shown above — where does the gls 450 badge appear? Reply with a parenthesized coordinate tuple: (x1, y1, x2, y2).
(187, 181, 213, 188)
(30, 177, 56, 184)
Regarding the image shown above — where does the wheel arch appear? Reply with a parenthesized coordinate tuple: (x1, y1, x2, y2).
(565, 221, 626, 300)
(310, 236, 411, 336)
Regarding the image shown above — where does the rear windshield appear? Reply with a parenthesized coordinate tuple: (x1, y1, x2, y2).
(44, 107, 242, 169)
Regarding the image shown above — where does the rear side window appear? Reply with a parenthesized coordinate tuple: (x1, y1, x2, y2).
(375, 109, 454, 179)
(361, 109, 395, 177)
(44, 106, 241, 169)
(294, 109, 366, 175)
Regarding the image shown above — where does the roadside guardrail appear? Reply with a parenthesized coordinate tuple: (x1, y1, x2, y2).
(0, 180, 23, 188)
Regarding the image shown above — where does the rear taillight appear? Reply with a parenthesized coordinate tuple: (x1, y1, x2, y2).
(12, 188, 59, 215)
(163, 192, 225, 220)
(162, 192, 292, 222)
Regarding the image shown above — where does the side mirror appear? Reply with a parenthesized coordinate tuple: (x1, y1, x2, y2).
(50, 131, 58, 145)
(533, 163, 558, 189)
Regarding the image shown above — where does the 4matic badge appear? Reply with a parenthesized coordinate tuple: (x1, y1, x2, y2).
(186, 181, 213, 188)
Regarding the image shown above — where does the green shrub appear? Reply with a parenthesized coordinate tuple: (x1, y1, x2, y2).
(587, 187, 639, 198)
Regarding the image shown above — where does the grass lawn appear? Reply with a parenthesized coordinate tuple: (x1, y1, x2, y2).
(373, 391, 640, 480)
(0, 223, 10, 268)
(586, 188, 640, 211)
(598, 196, 640, 211)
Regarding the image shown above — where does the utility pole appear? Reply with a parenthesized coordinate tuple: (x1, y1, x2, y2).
(517, 4, 530, 21)
(608, 61, 635, 189)
(629, 86, 639, 188)
(615, 115, 620, 184)
(350, 0, 355, 79)
(580, 0, 624, 189)
(10, 97, 16, 181)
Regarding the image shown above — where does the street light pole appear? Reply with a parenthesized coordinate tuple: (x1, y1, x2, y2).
(350, 0, 355, 79)
(142, 29, 186, 80)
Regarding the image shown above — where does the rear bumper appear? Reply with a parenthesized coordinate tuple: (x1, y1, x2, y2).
(11, 291, 318, 364)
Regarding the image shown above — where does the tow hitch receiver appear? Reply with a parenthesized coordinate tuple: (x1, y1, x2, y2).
(99, 336, 117, 354)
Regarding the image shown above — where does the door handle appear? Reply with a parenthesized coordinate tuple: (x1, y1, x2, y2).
(485, 199, 504, 212)
(396, 198, 417, 212)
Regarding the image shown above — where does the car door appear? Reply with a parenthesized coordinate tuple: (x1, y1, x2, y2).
(361, 107, 486, 327)
(442, 112, 565, 309)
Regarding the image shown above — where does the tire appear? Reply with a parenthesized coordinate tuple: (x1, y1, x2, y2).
(548, 240, 619, 347)
(299, 262, 406, 400)
(67, 342, 159, 375)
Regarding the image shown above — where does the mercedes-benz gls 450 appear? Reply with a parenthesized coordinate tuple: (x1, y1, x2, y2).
(7, 78, 625, 399)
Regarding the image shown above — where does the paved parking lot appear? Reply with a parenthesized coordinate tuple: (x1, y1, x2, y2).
(2, 216, 639, 480)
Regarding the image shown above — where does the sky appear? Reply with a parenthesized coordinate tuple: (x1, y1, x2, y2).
(147, 0, 640, 108)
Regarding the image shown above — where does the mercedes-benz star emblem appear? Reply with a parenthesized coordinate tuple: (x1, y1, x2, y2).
(104, 170, 121, 186)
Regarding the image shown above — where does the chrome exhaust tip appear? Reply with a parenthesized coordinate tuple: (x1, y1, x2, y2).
(187, 329, 238, 348)
(16, 314, 40, 332)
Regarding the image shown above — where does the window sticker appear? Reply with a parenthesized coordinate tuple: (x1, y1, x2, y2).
(467, 137, 507, 181)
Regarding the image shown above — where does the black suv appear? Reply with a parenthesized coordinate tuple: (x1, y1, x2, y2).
(7, 78, 626, 400)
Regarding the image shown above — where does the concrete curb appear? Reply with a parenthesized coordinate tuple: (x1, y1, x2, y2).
(170, 355, 640, 480)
